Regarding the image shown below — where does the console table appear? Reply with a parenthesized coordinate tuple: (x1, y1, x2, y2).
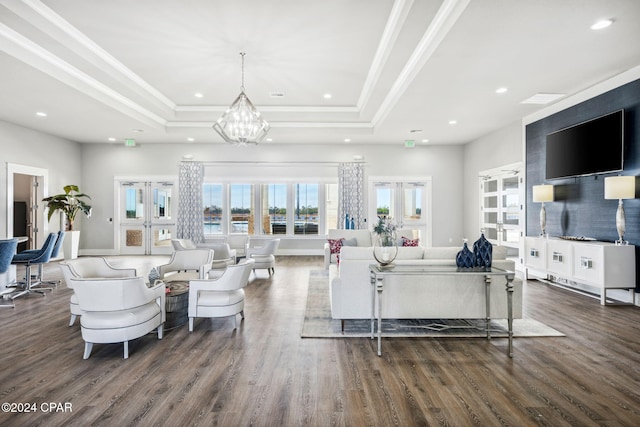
(369, 264, 516, 357)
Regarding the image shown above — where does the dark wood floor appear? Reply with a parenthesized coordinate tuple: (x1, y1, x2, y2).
(1, 256, 639, 426)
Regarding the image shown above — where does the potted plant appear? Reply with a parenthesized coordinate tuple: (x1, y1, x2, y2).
(43, 185, 91, 259)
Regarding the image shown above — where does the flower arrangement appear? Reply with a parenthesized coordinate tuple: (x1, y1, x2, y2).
(373, 216, 397, 236)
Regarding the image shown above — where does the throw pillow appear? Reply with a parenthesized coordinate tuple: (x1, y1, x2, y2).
(342, 237, 357, 247)
(327, 238, 344, 254)
(402, 237, 419, 247)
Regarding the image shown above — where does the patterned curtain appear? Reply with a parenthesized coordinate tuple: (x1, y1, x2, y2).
(338, 162, 366, 229)
(176, 161, 204, 243)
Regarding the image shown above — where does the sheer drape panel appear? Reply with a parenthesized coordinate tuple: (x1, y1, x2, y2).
(177, 161, 205, 243)
(337, 162, 365, 229)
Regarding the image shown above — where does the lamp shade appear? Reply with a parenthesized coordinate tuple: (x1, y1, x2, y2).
(604, 176, 635, 200)
(532, 184, 554, 203)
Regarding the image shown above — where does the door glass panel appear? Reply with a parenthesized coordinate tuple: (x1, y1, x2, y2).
(484, 196, 498, 209)
(502, 194, 519, 209)
(502, 211, 519, 225)
(153, 187, 172, 220)
(125, 187, 144, 220)
(294, 183, 318, 235)
(153, 227, 173, 248)
(262, 184, 287, 234)
(502, 176, 519, 191)
(230, 184, 254, 234)
(485, 228, 498, 240)
(504, 229, 520, 243)
(376, 187, 394, 218)
(403, 187, 422, 221)
(484, 212, 498, 224)
(484, 180, 498, 193)
(203, 183, 223, 235)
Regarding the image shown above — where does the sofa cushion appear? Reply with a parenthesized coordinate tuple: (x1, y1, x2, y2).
(327, 229, 372, 247)
(423, 247, 460, 260)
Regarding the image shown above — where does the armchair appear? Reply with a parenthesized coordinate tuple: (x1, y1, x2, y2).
(69, 276, 165, 359)
(59, 257, 137, 326)
(188, 258, 254, 331)
(246, 238, 280, 276)
(157, 249, 214, 282)
(172, 239, 235, 269)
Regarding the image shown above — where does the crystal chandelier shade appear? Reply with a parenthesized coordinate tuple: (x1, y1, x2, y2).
(213, 53, 270, 145)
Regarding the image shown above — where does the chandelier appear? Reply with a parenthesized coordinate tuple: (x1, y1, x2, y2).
(213, 52, 270, 145)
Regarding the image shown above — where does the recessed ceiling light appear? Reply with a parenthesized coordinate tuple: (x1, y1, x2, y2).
(108, 137, 116, 142)
(194, 92, 203, 98)
(421, 139, 429, 143)
(591, 19, 613, 30)
(36, 112, 47, 117)
(496, 87, 508, 94)
(187, 137, 195, 142)
(448, 120, 457, 125)
(323, 93, 332, 99)
(266, 138, 273, 142)
(344, 138, 351, 143)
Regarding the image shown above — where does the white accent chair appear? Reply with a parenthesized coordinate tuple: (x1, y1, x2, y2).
(246, 239, 280, 276)
(69, 276, 165, 359)
(156, 249, 214, 282)
(227, 234, 249, 259)
(188, 258, 254, 331)
(59, 257, 137, 326)
(171, 239, 235, 269)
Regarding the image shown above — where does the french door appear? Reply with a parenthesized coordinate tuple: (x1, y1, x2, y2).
(369, 178, 431, 246)
(478, 163, 523, 252)
(118, 181, 175, 255)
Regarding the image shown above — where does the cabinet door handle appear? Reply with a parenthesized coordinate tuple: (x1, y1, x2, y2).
(552, 252, 563, 263)
(580, 256, 593, 269)
(530, 248, 539, 257)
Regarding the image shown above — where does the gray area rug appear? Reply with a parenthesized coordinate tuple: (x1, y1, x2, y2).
(301, 270, 565, 338)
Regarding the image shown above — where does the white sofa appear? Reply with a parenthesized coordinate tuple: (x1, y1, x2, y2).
(323, 228, 420, 269)
(329, 246, 522, 330)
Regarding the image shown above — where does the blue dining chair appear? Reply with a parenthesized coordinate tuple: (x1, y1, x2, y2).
(20, 231, 65, 288)
(11, 233, 57, 299)
(0, 238, 19, 308)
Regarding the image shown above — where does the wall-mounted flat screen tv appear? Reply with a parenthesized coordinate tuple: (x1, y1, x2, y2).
(545, 109, 624, 180)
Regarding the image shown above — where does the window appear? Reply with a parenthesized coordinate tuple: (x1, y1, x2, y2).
(202, 181, 334, 237)
(203, 183, 223, 235)
(375, 185, 394, 218)
(230, 184, 254, 234)
(262, 183, 287, 234)
(294, 183, 319, 235)
(125, 187, 143, 220)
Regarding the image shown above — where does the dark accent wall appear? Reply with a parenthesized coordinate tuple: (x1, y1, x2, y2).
(525, 79, 640, 289)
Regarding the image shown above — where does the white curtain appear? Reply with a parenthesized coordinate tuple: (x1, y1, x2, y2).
(177, 161, 204, 243)
(337, 162, 365, 229)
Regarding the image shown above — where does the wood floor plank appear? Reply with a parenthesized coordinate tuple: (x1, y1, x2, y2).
(1, 256, 640, 426)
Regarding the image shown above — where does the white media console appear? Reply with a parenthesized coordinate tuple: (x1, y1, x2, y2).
(524, 236, 636, 305)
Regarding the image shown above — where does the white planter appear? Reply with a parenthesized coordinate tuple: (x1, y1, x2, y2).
(63, 230, 80, 260)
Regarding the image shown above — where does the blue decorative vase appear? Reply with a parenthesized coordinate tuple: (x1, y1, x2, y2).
(473, 233, 493, 268)
(456, 242, 475, 268)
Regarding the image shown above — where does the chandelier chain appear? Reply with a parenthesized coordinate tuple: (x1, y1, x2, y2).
(240, 52, 245, 92)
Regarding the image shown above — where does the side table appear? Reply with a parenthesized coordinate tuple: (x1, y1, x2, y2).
(164, 281, 189, 330)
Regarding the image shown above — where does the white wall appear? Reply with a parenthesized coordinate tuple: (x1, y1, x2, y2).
(0, 120, 82, 238)
(462, 120, 523, 240)
(80, 142, 465, 252)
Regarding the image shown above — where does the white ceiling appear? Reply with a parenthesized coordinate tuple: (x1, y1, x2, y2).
(1, 0, 639, 146)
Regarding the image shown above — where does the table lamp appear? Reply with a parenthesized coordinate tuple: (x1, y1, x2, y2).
(604, 175, 635, 245)
(532, 184, 554, 236)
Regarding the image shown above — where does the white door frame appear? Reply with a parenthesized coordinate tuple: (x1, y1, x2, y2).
(6, 163, 48, 247)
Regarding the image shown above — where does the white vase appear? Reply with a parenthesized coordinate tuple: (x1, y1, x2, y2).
(63, 230, 81, 260)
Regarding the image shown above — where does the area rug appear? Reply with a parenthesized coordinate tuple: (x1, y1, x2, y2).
(301, 270, 565, 338)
